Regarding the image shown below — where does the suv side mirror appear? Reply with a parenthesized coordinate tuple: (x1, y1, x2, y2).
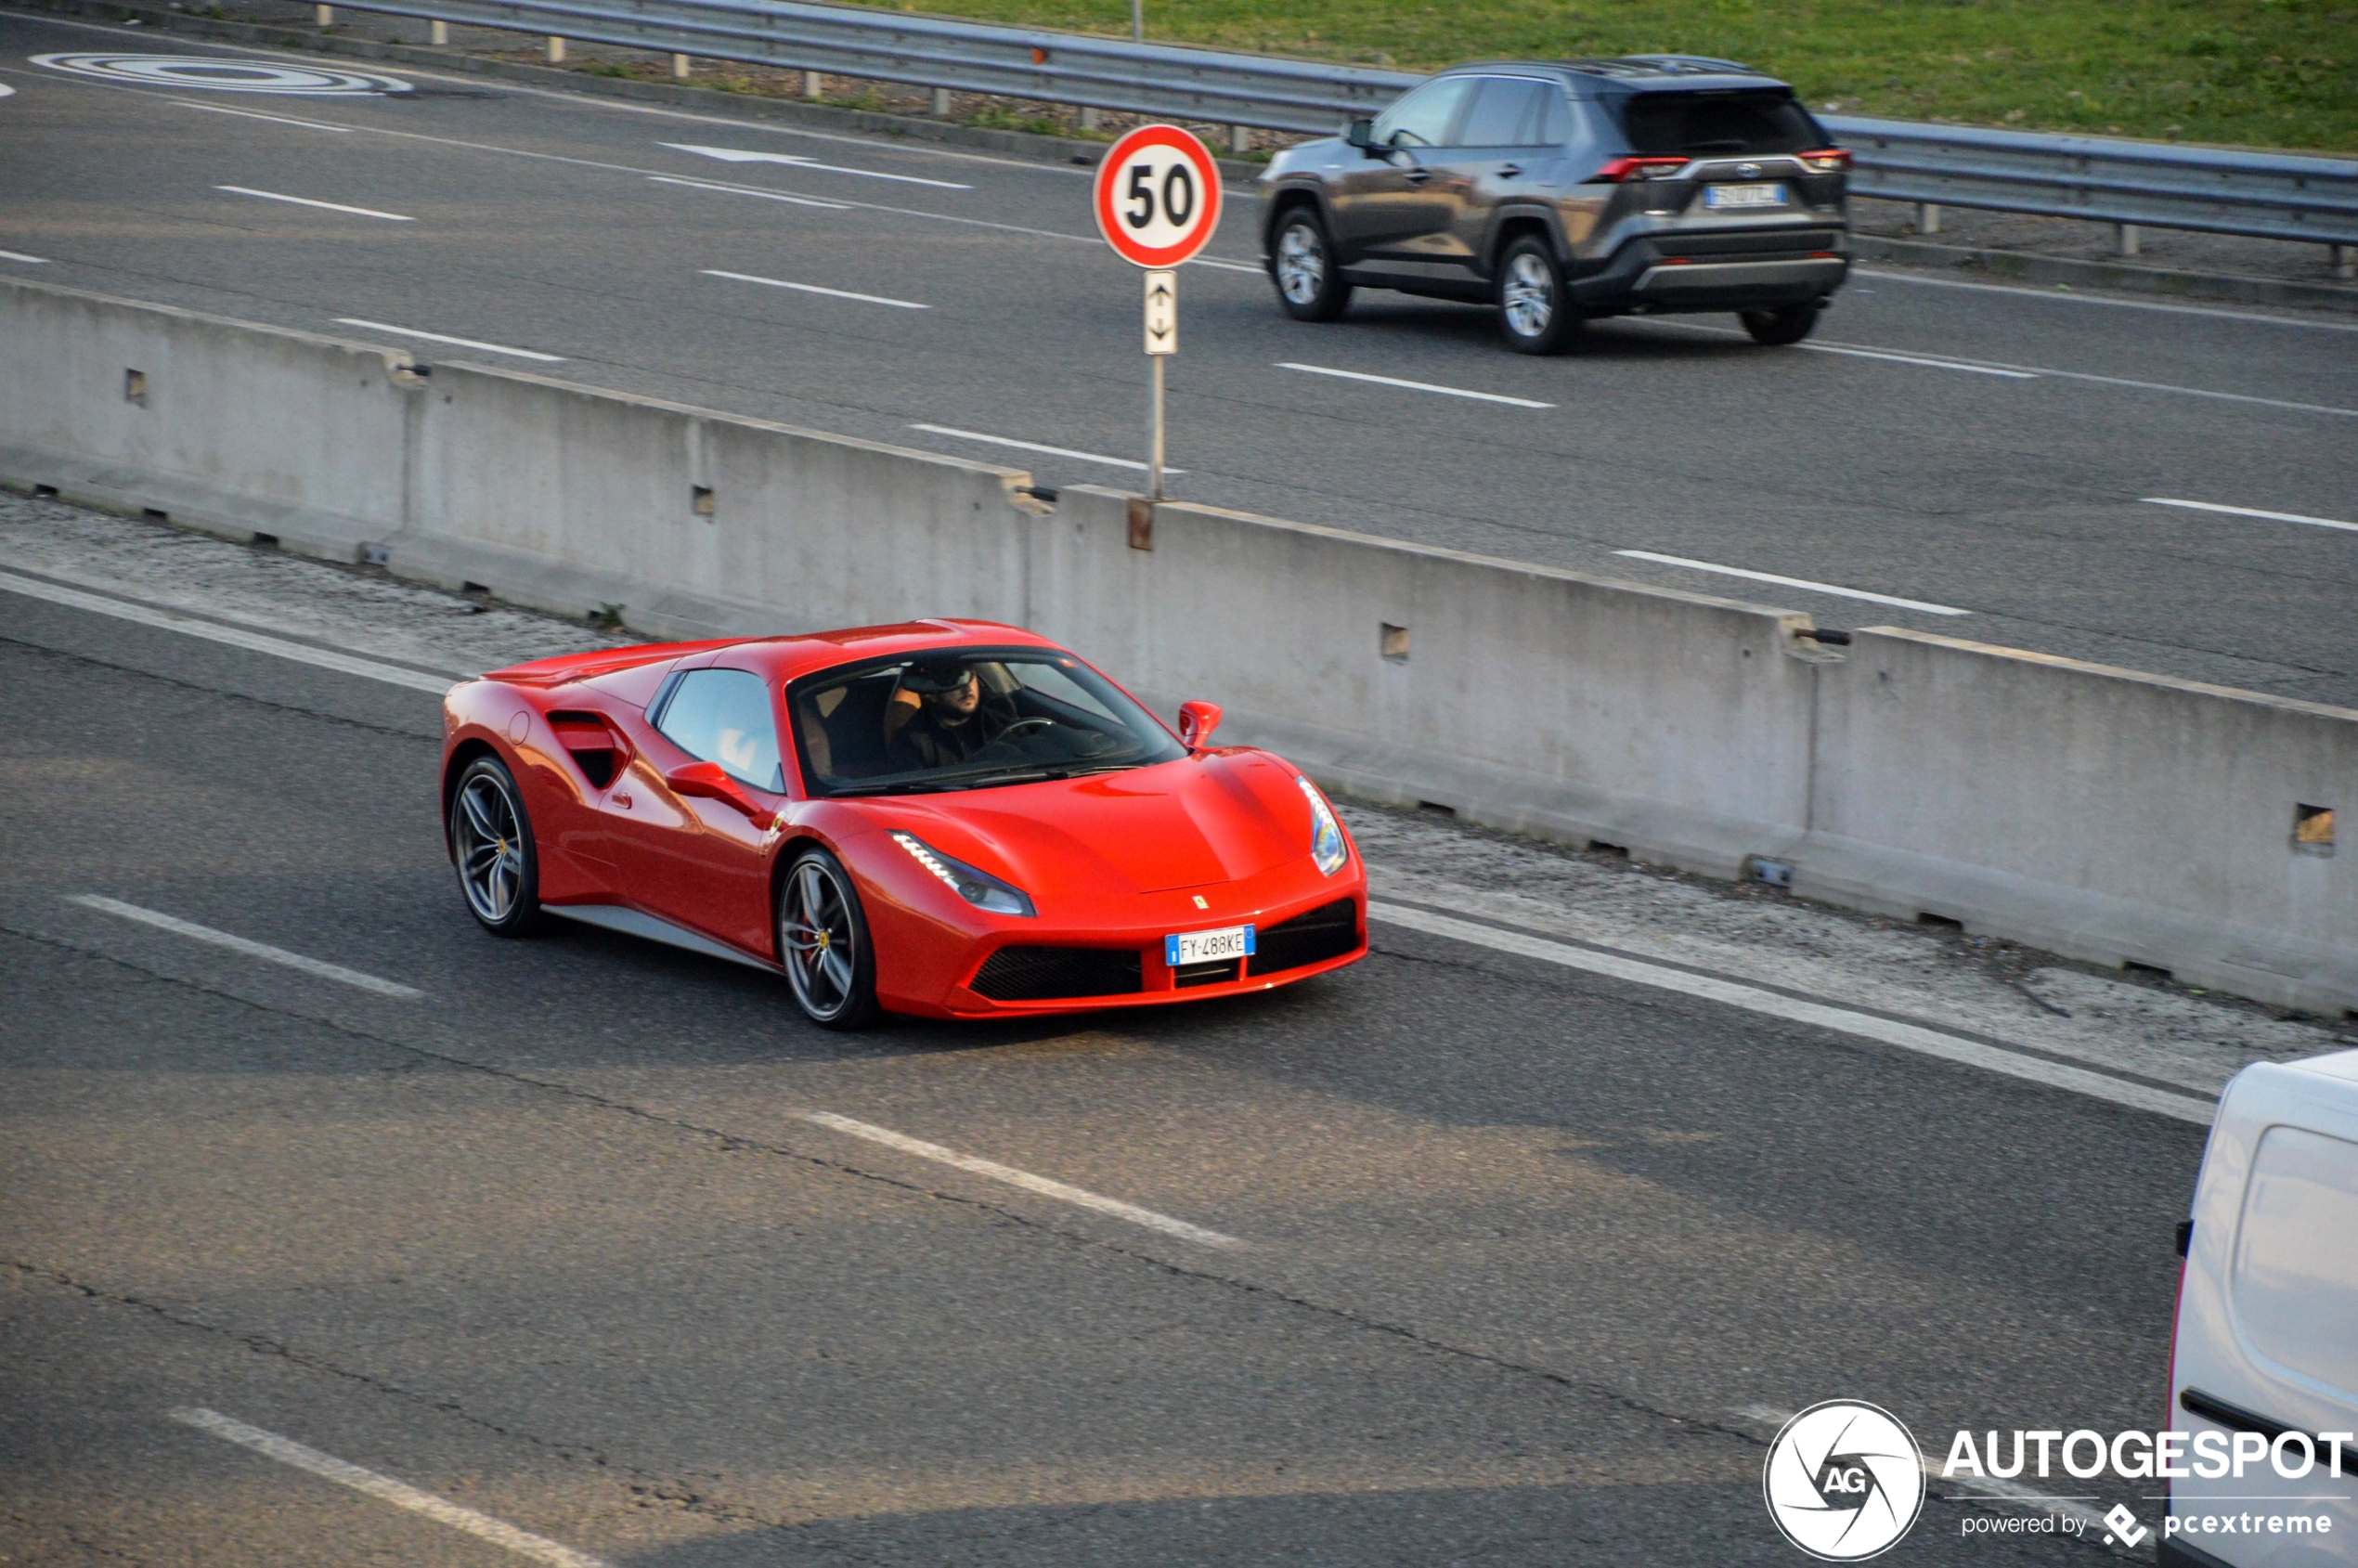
(1177, 701, 1224, 750)
(1344, 117, 1380, 153)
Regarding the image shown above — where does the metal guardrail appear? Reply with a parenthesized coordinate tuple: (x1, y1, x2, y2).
(345, 0, 2358, 260)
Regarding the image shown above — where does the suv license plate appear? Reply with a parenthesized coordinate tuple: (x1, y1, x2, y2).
(1705, 182, 1789, 208)
(1166, 924, 1254, 966)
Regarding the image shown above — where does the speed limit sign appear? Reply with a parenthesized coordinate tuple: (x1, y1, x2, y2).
(1093, 123, 1224, 268)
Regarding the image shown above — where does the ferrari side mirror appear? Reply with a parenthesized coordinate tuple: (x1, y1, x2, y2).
(1177, 700, 1224, 750)
(667, 760, 775, 827)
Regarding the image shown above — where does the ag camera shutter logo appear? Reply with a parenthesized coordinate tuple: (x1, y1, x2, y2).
(1763, 1401, 1926, 1560)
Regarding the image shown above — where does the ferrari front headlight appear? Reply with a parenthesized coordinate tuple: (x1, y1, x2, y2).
(1297, 776, 1348, 876)
(891, 832, 1036, 917)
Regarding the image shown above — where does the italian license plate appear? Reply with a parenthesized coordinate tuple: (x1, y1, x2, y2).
(1705, 181, 1789, 209)
(1166, 924, 1254, 966)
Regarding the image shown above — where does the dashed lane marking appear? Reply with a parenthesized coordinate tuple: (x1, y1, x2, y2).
(1612, 551, 1971, 615)
(703, 269, 927, 309)
(172, 97, 352, 130)
(1276, 362, 1555, 408)
(0, 567, 462, 693)
(171, 1408, 605, 1568)
(333, 317, 565, 360)
(0, 249, 47, 264)
(1369, 901, 2215, 1125)
(2143, 497, 2358, 536)
(644, 174, 850, 210)
(797, 1110, 1246, 1248)
(660, 142, 972, 189)
(1802, 343, 2038, 379)
(71, 895, 424, 998)
(214, 184, 411, 220)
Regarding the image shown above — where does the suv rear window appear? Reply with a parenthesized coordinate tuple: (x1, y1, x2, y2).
(1618, 89, 1820, 156)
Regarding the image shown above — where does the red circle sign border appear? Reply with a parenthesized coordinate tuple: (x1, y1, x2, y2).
(1093, 123, 1224, 269)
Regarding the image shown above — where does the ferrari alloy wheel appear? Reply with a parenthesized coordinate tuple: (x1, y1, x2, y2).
(1272, 209, 1352, 322)
(1497, 236, 1579, 355)
(1741, 303, 1821, 345)
(450, 756, 541, 936)
(778, 847, 880, 1030)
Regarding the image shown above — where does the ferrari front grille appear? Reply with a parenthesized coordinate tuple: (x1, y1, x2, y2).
(969, 944, 1145, 1002)
(1245, 898, 1361, 978)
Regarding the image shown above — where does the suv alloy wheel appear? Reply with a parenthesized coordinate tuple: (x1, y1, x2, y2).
(1496, 236, 1580, 355)
(1272, 207, 1353, 322)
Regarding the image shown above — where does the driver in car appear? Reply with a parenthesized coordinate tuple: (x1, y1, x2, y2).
(884, 659, 1017, 770)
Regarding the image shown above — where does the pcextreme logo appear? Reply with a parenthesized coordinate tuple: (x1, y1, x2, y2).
(1764, 1401, 1928, 1561)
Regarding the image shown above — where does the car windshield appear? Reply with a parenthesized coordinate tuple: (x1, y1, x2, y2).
(1618, 89, 1821, 156)
(788, 646, 1187, 797)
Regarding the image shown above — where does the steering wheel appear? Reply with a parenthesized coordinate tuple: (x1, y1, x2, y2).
(997, 717, 1056, 739)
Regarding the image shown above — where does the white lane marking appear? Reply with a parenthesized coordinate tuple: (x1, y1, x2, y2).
(1370, 902, 2214, 1125)
(1802, 343, 2039, 379)
(0, 568, 460, 693)
(214, 185, 411, 220)
(1613, 551, 1970, 615)
(172, 97, 351, 131)
(170, 1408, 605, 1568)
(1276, 362, 1555, 409)
(1731, 1404, 2112, 1534)
(797, 1110, 1246, 1248)
(659, 142, 971, 190)
(1853, 266, 2358, 335)
(645, 175, 850, 210)
(702, 268, 926, 310)
(0, 249, 47, 264)
(909, 423, 1183, 474)
(71, 895, 424, 998)
(332, 317, 565, 361)
(2143, 497, 2358, 536)
(1187, 256, 1263, 273)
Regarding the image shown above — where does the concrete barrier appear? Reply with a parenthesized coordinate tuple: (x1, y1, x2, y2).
(4, 277, 2352, 1016)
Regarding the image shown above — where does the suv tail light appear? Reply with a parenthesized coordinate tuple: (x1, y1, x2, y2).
(1591, 156, 1691, 182)
(1799, 148, 1852, 172)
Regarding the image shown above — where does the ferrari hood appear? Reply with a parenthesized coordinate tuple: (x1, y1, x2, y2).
(870, 753, 1312, 896)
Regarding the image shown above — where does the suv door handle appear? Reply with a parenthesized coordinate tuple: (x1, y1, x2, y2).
(1401, 166, 1432, 184)
(1499, 162, 1525, 178)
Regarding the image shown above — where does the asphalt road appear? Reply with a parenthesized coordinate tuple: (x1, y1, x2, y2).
(2, 9, 2356, 708)
(0, 514, 2219, 1565)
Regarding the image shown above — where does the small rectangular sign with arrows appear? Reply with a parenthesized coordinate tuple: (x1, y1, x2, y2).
(1144, 269, 1176, 356)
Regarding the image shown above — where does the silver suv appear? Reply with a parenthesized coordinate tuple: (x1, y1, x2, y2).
(1259, 56, 1851, 353)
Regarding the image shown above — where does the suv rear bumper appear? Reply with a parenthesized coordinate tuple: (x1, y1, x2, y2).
(1573, 232, 1848, 314)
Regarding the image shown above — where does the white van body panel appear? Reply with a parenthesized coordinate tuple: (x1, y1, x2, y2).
(2170, 1050, 2358, 1565)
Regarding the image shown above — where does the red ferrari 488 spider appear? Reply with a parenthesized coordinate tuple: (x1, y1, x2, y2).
(441, 619, 1367, 1027)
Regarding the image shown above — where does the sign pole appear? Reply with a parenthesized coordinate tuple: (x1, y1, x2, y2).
(1150, 355, 1166, 499)
(1144, 267, 1175, 499)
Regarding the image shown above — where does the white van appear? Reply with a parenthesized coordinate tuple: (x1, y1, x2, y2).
(2165, 1050, 2358, 1567)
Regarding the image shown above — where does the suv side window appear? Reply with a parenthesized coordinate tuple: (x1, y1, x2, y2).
(1373, 77, 1476, 149)
(1457, 78, 1548, 148)
(654, 667, 784, 792)
(1526, 86, 1576, 148)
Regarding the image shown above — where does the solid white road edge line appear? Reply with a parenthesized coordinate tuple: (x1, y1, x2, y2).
(332, 317, 565, 361)
(0, 568, 462, 693)
(1730, 1404, 2113, 1533)
(702, 269, 927, 309)
(797, 1110, 1246, 1248)
(1613, 551, 1971, 616)
(1802, 343, 2039, 379)
(908, 423, 1184, 473)
(2143, 497, 2358, 535)
(1276, 362, 1555, 408)
(1368, 902, 2215, 1125)
(172, 98, 353, 131)
(169, 1408, 607, 1568)
(214, 185, 412, 221)
(71, 895, 424, 998)
(0, 249, 47, 264)
(659, 142, 972, 189)
(645, 175, 850, 210)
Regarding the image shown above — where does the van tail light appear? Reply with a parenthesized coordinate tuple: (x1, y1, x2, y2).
(1591, 156, 1691, 182)
(1800, 148, 1852, 173)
